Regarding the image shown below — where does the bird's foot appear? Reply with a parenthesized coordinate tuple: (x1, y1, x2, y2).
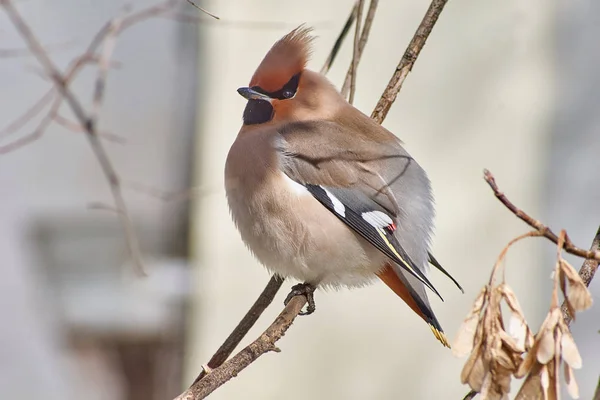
(284, 282, 316, 315)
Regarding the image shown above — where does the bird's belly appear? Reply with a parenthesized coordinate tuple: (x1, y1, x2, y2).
(226, 180, 385, 288)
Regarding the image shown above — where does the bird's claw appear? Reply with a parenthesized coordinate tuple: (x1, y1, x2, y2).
(284, 282, 316, 315)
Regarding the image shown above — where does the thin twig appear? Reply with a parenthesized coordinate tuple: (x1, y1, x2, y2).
(514, 226, 600, 400)
(175, 293, 307, 400)
(483, 168, 600, 399)
(185, 0, 219, 19)
(174, 0, 452, 397)
(1, 0, 218, 275)
(190, 275, 284, 384)
(0, 108, 55, 154)
(1, 0, 146, 275)
(371, 0, 449, 124)
(90, 13, 124, 126)
(345, 0, 364, 104)
(560, 225, 600, 324)
(484, 169, 600, 261)
(53, 114, 126, 143)
(320, 3, 358, 74)
(462, 390, 478, 400)
(0, 89, 54, 139)
(341, 0, 379, 98)
(593, 376, 600, 400)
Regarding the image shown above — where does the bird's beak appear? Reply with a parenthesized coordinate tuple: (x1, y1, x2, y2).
(237, 87, 272, 102)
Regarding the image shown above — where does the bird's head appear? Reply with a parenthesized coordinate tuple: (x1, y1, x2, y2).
(238, 25, 343, 126)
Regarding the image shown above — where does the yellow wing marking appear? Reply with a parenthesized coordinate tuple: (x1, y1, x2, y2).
(429, 324, 451, 348)
(376, 228, 421, 279)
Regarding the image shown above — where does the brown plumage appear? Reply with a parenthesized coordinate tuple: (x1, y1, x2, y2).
(225, 25, 460, 347)
(249, 26, 313, 92)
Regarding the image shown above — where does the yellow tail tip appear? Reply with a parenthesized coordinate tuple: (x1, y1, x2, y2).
(429, 324, 451, 348)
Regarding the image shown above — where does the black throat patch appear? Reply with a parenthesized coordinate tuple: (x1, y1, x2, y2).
(243, 99, 274, 125)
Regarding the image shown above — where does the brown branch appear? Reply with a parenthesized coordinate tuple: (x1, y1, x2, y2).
(175, 294, 307, 400)
(190, 275, 284, 384)
(1, 0, 147, 274)
(593, 376, 600, 400)
(1, 0, 217, 275)
(560, 225, 600, 324)
(462, 390, 478, 400)
(320, 2, 358, 75)
(344, 0, 364, 104)
(0, 89, 54, 139)
(341, 0, 379, 99)
(174, 0, 452, 398)
(484, 169, 600, 261)
(53, 114, 126, 144)
(0, 107, 55, 154)
(371, 0, 449, 124)
(185, 0, 219, 19)
(514, 226, 600, 400)
(481, 169, 600, 399)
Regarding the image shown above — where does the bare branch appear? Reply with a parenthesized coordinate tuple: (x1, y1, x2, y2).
(89, 12, 124, 127)
(0, 89, 53, 139)
(513, 226, 600, 399)
(484, 169, 600, 262)
(594, 376, 600, 400)
(344, 0, 364, 104)
(190, 275, 284, 384)
(185, 0, 219, 19)
(479, 169, 600, 399)
(174, 0, 453, 397)
(371, 0, 449, 124)
(175, 292, 307, 400)
(1, 0, 147, 275)
(53, 114, 126, 144)
(320, 3, 358, 75)
(462, 390, 478, 400)
(1, 0, 218, 275)
(0, 41, 73, 58)
(0, 110, 54, 154)
(341, 0, 379, 98)
(85, 0, 216, 57)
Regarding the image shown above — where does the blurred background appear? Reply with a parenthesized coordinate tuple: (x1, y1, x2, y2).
(0, 0, 598, 399)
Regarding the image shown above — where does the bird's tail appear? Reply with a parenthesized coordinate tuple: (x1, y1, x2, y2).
(377, 263, 450, 348)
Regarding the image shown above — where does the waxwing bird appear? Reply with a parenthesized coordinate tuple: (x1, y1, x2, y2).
(224, 26, 462, 347)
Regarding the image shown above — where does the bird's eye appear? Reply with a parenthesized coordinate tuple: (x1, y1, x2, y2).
(282, 90, 294, 99)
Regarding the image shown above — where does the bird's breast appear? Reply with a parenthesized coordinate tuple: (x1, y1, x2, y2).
(225, 139, 383, 286)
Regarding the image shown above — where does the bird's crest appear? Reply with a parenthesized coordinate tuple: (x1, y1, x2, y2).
(249, 25, 314, 93)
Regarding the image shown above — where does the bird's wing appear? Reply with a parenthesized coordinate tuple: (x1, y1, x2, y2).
(275, 119, 442, 299)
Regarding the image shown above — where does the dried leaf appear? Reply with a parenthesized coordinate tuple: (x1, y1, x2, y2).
(453, 315, 481, 357)
(454, 288, 488, 357)
(553, 332, 561, 400)
(537, 329, 556, 364)
(507, 314, 527, 352)
(479, 373, 493, 400)
(516, 342, 537, 378)
(491, 346, 516, 370)
(540, 364, 550, 400)
(563, 363, 580, 399)
(566, 281, 593, 312)
(560, 329, 582, 369)
(559, 267, 568, 299)
(560, 259, 581, 281)
(462, 350, 486, 391)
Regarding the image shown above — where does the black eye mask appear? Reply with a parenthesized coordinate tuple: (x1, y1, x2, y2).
(242, 72, 302, 125)
(252, 72, 301, 100)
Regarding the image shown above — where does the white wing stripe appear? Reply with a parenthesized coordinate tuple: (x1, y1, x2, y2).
(322, 187, 346, 217)
(361, 211, 393, 229)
